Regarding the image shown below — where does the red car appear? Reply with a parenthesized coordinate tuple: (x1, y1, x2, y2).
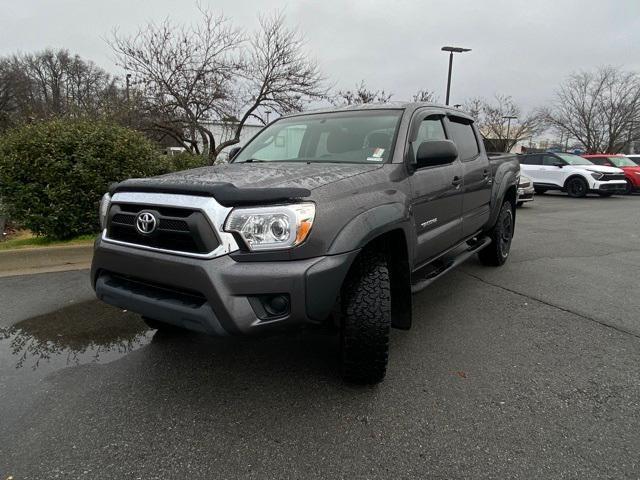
(582, 154, 640, 194)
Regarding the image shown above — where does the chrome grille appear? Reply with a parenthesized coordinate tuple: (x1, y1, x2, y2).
(106, 203, 219, 255)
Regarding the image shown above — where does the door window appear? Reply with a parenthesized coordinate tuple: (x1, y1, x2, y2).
(520, 154, 542, 165)
(412, 116, 447, 162)
(447, 117, 480, 161)
(542, 155, 562, 166)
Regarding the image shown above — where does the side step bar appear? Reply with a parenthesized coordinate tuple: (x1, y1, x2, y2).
(410, 236, 492, 294)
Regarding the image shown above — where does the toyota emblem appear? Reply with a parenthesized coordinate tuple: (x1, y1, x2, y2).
(135, 211, 157, 234)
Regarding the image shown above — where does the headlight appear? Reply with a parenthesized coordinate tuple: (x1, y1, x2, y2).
(591, 172, 604, 180)
(224, 203, 315, 251)
(99, 193, 111, 230)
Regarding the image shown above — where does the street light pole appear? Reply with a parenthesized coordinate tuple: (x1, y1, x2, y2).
(441, 46, 471, 106)
(503, 115, 517, 152)
(126, 74, 131, 103)
(125, 73, 132, 125)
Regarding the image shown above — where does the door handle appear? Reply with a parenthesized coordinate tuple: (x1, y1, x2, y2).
(451, 176, 462, 187)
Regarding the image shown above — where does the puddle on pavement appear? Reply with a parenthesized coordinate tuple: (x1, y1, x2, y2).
(0, 300, 153, 371)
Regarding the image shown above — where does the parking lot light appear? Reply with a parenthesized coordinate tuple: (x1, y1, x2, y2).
(441, 46, 472, 106)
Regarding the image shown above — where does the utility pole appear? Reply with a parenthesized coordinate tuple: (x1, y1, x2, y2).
(126, 74, 131, 103)
(126, 73, 132, 125)
(503, 115, 517, 152)
(441, 46, 471, 106)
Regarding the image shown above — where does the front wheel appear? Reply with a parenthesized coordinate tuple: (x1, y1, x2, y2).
(340, 249, 391, 384)
(478, 201, 514, 267)
(566, 177, 588, 198)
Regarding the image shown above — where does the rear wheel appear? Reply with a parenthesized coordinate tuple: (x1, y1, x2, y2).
(340, 249, 391, 384)
(478, 201, 514, 267)
(566, 177, 588, 198)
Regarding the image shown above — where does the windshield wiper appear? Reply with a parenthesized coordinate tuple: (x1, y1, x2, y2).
(242, 158, 266, 163)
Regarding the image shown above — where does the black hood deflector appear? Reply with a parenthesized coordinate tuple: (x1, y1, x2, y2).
(110, 179, 311, 207)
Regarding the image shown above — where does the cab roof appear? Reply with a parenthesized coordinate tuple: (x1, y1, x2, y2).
(281, 102, 474, 121)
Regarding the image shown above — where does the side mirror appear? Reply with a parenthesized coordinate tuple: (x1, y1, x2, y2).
(415, 140, 459, 169)
(228, 146, 241, 160)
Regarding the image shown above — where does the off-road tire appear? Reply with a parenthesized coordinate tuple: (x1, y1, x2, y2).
(340, 249, 391, 384)
(142, 316, 184, 332)
(478, 201, 514, 267)
(566, 177, 588, 198)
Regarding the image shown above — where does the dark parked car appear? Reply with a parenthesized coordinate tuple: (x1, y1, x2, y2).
(92, 103, 520, 383)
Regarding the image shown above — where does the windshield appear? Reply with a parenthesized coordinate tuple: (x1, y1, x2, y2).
(556, 153, 593, 166)
(233, 110, 402, 164)
(607, 156, 637, 167)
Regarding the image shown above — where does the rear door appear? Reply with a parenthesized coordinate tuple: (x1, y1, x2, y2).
(408, 111, 464, 265)
(520, 154, 543, 183)
(446, 116, 491, 237)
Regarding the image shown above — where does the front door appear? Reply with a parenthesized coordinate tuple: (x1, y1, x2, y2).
(539, 154, 567, 187)
(408, 114, 464, 266)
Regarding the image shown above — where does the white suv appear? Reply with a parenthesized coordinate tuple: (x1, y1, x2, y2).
(519, 152, 627, 197)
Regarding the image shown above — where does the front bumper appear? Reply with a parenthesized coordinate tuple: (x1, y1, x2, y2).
(591, 180, 627, 193)
(517, 186, 535, 203)
(91, 238, 358, 336)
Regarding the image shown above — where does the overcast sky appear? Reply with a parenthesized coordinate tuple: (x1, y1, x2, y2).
(1, 0, 639, 112)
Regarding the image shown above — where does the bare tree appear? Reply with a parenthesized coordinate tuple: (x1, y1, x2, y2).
(109, 8, 326, 163)
(466, 95, 542, 152)
(109, 9, 242, 157)
(334, 81, 392, 105)
(541, 66, 640, 153)
(215, 12, 326, 156)
(0, 49, 121, 131)
(412, 89, 437, 103)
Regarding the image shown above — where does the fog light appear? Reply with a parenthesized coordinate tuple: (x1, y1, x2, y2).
(264, 294, 290, 317)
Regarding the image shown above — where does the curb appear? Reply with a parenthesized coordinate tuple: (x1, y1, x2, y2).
(0, 243, 94, 278)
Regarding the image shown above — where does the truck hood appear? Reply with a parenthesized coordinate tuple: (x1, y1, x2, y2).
(152, 162, 384, 191)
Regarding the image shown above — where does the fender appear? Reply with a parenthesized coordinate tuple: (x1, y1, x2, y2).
(487, 169, 518, 228)
(563, 173, 590, 190)
(327, 202, 413, 258)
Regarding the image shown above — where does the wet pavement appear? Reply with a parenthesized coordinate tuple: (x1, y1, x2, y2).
(1, 194, 639, 479)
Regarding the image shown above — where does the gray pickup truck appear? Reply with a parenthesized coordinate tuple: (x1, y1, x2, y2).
(92, 102, 520, 383)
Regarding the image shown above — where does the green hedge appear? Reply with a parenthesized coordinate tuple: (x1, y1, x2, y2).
(0, 120, 205, 240)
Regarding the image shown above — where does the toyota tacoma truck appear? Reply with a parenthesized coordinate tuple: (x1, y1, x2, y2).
(92, 102, 520, 384)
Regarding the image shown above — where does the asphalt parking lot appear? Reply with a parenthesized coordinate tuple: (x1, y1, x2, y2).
(1, 193, 639, 479)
